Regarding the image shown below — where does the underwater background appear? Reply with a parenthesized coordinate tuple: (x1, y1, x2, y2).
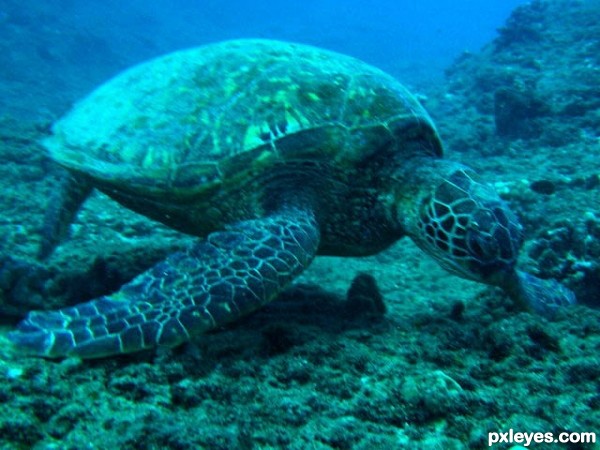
(0, 0, 599, 448)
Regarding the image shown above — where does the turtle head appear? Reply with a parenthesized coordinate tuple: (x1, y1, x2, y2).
(396, 159, 575, 316)
(405, 164, 523, 286)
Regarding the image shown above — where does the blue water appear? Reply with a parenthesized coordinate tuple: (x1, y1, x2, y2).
(56, 0, 529, 80)
(0, 0, 529, 119)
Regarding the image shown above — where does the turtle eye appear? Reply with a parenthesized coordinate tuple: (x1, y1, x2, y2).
(466, 210, 498, 263)
(464, 205, 523, 278)
(466, 225, 496, 263)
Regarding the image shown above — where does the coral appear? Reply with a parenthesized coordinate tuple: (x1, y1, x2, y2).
(527, 212, 600, 306)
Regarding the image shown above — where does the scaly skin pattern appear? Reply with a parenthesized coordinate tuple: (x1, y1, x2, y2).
(10, 208, 319, 358)
(10, 40, 576, 359)
(393, 158, 576, 316)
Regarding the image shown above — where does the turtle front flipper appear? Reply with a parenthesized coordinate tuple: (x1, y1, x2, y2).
(39, 173, 93, 260)
(10, 208, 320, 358)
(504, 270, 576, 317)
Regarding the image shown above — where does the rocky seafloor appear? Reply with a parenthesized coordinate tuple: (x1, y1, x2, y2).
(0, 0, 599, 448)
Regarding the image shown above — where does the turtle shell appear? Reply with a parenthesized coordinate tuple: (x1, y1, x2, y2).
(45, 39, 442, 197)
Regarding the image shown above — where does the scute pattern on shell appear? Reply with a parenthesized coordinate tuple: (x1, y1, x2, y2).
(44, 39, 439, 193)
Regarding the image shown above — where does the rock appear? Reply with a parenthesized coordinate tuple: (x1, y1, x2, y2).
(345, 272, 387, 318)
(494, 87, 548, 138)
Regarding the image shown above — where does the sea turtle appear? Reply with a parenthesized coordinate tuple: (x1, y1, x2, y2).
(10, 39, 575, 359)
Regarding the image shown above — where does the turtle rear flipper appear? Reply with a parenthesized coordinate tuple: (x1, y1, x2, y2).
(11, 207, 320, 358)
(39, 173, 92, 260)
